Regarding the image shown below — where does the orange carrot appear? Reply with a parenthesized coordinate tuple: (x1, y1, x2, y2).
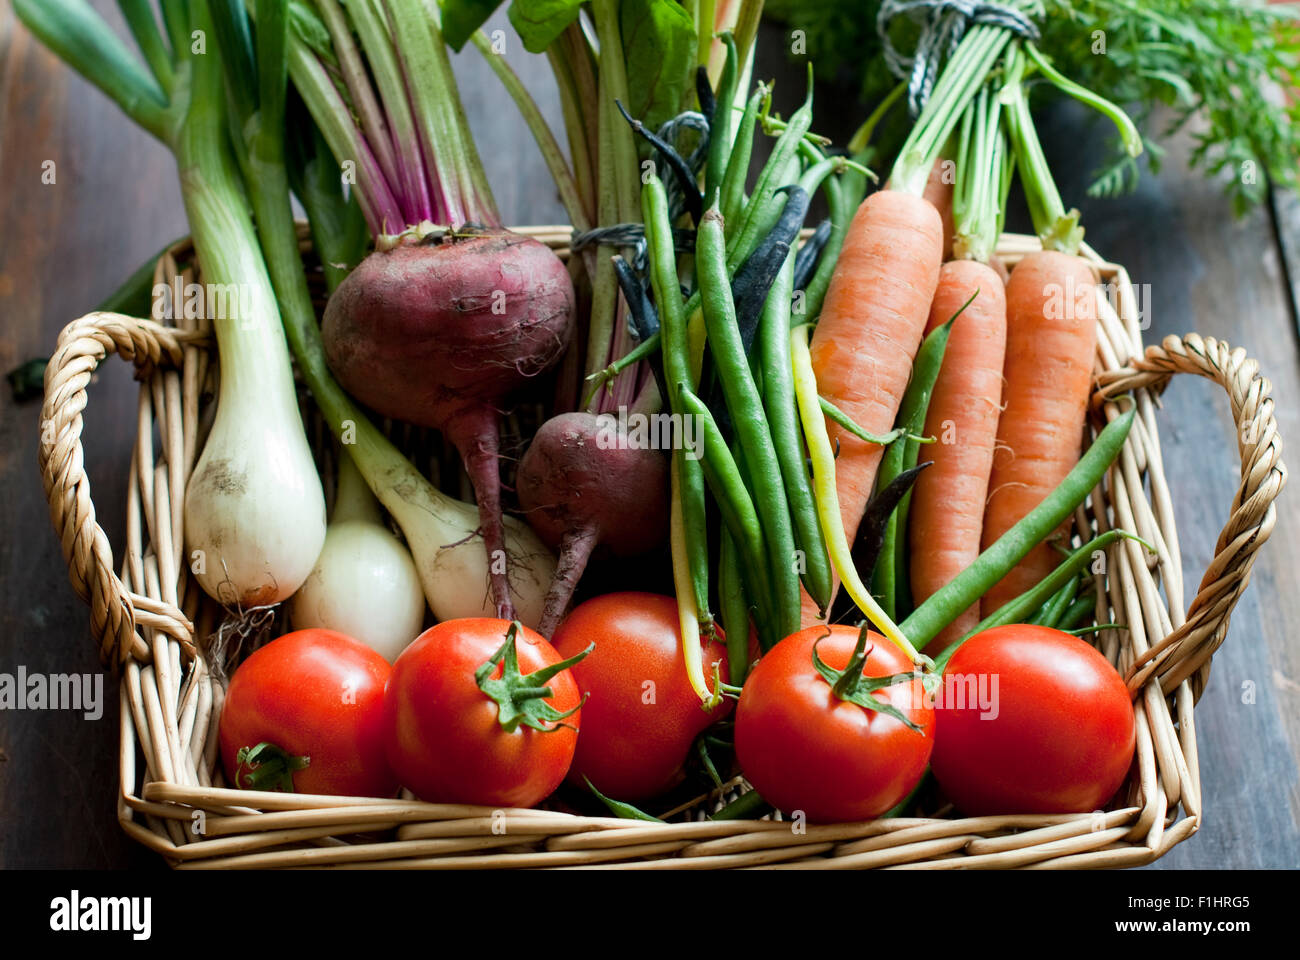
(980, 250, 1097, 616)
(801, 190, 943, 625)
(922, 157, 956, 260)
(907, 260, 1007, 653)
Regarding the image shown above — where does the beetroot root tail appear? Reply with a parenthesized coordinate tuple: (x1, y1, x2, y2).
(451, 408, 515, 621)
(537, 524, 600, 638)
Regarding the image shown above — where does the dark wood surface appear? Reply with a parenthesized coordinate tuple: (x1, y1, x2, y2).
(1, 6, 1296, 869)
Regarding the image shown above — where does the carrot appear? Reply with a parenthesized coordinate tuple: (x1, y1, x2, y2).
(801, 190, 943, 625)
(907, 259, 1007, 653)
(922, 157, 955, 260)
(980, 250, 1097, 616)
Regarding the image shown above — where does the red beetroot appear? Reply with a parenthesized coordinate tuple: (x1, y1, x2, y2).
(323, 229, 574, 620)
(516, 412, 670, 636)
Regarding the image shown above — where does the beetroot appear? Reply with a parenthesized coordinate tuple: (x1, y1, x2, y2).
(323, 229, 574, 618)
(517, 412, 670, 636)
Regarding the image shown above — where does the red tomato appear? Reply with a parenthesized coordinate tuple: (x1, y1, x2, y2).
(551, 592, 731, 800)
(735, 625, 933, 823)
(383, 618, 583, 807)
(930, 624, 1136, 815)
(219, 629, 396, 798)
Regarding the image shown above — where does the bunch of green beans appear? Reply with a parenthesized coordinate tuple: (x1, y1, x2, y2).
(696, 208, 800, 646)
(630, 54, 864, 666)
(760, 254, 834, 616)
(642, 174, 712, 628)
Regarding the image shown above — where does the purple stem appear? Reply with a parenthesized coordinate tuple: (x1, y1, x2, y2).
(396, 129, 434, 226)
(316, 0, 404, 201)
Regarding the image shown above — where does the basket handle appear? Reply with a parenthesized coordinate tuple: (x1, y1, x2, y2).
(1098, 333, 1287, 696)
(39, 313, 203, 666)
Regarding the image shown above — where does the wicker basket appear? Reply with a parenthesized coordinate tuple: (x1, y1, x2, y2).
(37, 227, 1286, 869)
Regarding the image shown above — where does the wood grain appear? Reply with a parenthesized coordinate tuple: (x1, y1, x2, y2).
(1, 12, 1296, 868)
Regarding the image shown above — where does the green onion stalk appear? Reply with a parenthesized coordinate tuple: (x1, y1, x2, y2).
(16, 0, 328, 610)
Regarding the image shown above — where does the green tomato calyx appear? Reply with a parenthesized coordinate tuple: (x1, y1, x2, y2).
(235, 742, 310, 792)
(811, 623, 925, 734)
(476, 621, 592, 734)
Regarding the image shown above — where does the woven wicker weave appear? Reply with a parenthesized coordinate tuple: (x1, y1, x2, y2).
(37, 227, 1286, 869)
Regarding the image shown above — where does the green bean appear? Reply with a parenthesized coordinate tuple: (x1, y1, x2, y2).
(797, 156, 842, 202)
(818, 396, 909, 446)
(586, 332, 660, 398)
(642, 174, 711, 624)
(675, 383, 775, 641)
(932, 529, 1140, 671)
(871, 309, 961, 617)
(586, 779, 664, 822)
(668, 458, 715, 704)
(698, 207, 800, 640)
(719, 88, 764, 228)
(761, 251, 833, 617)
(718, 527, 751, 682)
(903, 406, 1135, 654)
(709, 789, 769, 820)
(1027, 580, 1070, 625)
(704, 32, 738, 209)
(1035, 573, 1080, 628)
(1058, 594, 1099, 633)
(725, 433, 778, 635)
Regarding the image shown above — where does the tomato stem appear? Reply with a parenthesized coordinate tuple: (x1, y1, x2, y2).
(475, 621, 593, 734)
(235, 742, 310, 793)
(811, 624, 925, 734)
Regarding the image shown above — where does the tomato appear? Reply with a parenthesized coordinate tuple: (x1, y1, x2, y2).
(734, 625, 933, 823)
(551, 592, 731, 800)
(383, 618, 585, 807)
(930, 624, 1136, 815)
(218, 628, 396, 798)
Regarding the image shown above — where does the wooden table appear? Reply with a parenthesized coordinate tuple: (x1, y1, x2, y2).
(1, 6, 1296, 869)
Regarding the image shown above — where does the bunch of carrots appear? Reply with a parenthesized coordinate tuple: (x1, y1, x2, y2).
(807, 20, 1145, 661)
